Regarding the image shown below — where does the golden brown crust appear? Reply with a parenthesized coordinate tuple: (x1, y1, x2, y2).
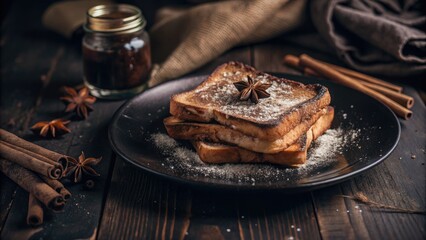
(170, 61, 331, 140)
(164, 107, 333, 154)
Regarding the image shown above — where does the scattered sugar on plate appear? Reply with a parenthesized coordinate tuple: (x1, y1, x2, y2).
(296, 128, 345, 172)
(149, 126, 359, 184)
(151, 133, 178, 152)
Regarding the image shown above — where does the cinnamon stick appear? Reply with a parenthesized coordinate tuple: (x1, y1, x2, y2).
(0, 142, 63, 179)
(283, 54, 300, 68)
(283, 54, 403, 93)
(0, 140, 59, 167)
(320, 60, 403, 92)
(357, 81, 414, 109)
(284, 54, 414, 112)
(27, 194, 43, 226)
(0, 159, 65, 211)
(299, 54, 412, 119)
(59, 188, 72, 200)
(0, 129, 69, 167)
(301, 67, 414, 109)
(283, 54, 320, 77)
(39, 175, 71, 200)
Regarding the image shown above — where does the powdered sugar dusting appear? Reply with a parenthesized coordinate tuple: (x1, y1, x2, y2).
(309, 129, 345, 162)
(151, 133, 178, 151)
(191, 72, 316, 123)
(296, 128, 358, 174)
(149, 127, 360, 184)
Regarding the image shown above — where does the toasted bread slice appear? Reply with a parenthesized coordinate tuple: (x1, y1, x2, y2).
(164, 107, 334, 154)
(191, 134, 311, 166)
(170, 62, 331, 140)
(192, 106, 333, 166)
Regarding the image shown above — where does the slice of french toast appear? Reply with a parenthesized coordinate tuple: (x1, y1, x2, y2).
(192, 105, 333, 166)
(170, 62, 331, 140)
(191, 133, 312, 166)
(164, 107, 334, 154)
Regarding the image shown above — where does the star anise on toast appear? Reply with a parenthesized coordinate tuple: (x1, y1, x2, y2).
(64, 152, 102, 183)
(233, 76, 272, 103)
(31, 119, 71, 137)
(60, 87, 96, 119)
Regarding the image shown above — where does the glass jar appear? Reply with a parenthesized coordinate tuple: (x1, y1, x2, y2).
(83, 4, 151, 99)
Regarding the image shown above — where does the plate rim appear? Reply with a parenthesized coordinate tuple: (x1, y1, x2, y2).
(108, 73, 401, 193)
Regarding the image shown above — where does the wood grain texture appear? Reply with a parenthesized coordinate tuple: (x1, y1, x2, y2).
(1, 53, 124, 238)
(252, 43, 340, 74)
(312, 186, 363, 239)
(97, 158, 192, 240)
(188, 45, 252, 77)
(0, 176, 16, 232)
(333, 88, 425, 240)
(235, 193, 321, 240)
(0, 0, 66, 231)
(0, 1, 124, 238)
(1, 100, 123, 239)
(309, 64, 426, 240)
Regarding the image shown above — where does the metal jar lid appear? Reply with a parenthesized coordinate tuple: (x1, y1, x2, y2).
(84, 4, 146, 34)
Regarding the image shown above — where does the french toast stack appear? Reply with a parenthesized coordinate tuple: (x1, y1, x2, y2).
(164, 62, 333, 167)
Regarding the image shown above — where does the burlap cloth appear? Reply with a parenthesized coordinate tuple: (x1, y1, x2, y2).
(148, 0, 307, 87)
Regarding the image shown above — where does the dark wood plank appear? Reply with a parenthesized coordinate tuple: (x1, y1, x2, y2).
(0, 2, 126, 236)
(184, 191, 242, 240)
(332, 87, 426, 240)
(310, 67, 426, 240)
(0, 44, 124, 239)
(311, 186, 363, 239)
(0, 0, 68, 231)
(234, 192, 321, 240)
(98, 158, 192, 240)
(252, 42, 340, 74)
(0, 176, 16, 233)
(188, 45, 253, 76)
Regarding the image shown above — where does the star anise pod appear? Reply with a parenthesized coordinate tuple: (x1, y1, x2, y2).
(64, 152, 102, 183)
(233, 76, 272, 103)
(60, 87, 96, 119)
(31, 119, 71, 138)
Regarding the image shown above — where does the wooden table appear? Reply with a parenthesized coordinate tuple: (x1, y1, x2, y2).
(1, 1, 425, 239)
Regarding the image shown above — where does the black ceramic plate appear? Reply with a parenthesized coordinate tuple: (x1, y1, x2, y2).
(109, 74, 400, 193)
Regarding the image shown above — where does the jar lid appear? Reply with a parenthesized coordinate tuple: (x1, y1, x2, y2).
(84, 4, 146, 34)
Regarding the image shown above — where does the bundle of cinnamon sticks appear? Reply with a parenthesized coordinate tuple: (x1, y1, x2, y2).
(283, 54, 413, 120)
(0, 129, 71, 226)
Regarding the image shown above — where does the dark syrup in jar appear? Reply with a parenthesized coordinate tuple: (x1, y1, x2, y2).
(83, 4, 151, 98)
(83, 35, 151, 90)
